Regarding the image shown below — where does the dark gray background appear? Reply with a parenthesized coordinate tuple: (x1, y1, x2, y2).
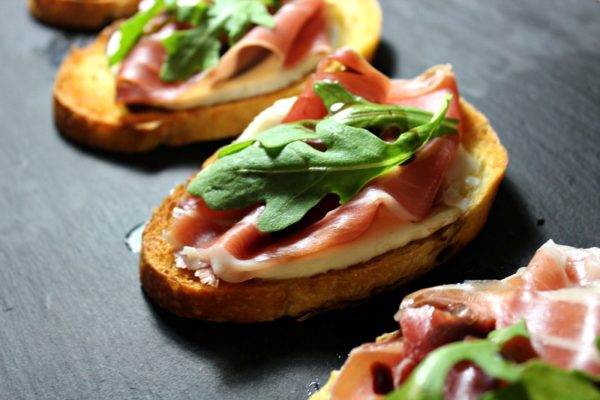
(1, 0, 599, 398)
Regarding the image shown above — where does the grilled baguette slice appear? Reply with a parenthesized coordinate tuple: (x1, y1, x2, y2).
(28, 0, 138, 30)
(139, 99, 508, 322)
(53, 0, 382, 153)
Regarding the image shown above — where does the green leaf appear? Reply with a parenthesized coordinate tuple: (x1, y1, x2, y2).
(107, 0, 165, 66)
(175, 3, 209, 25)
(211, 0, 275, 45)
(160, 0, 274, 81)
(164, 0, 178, 9)
(386, 323, 528, 400)
(217, 140, 256, 158)
(218, 121, 317, 158)
(488, 319, 530, 345)
(313, 82, 459, 137)
(312, 81, 367, 112)
(385, 321, 600, 400)
(334, 103, 459, 138)
(160, 25, 221, 82)
(482, 361, 600, 400)
(188, 95, 455, 233)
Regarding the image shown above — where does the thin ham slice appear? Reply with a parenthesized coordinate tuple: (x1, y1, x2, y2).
(116, 0, 328, 105)
(385, 64, 461, 220)
(116, 24, 181, 104)
(502, 287, 600, 374)
(210, 0, 327, 82)
(405, 241, 600, 373)
(166, 50, 463, 283)
(330, 241, 600, 399)
(387, 64, 462, 123)
(282, 48, 391, 122)
(331, 339, 405, 400)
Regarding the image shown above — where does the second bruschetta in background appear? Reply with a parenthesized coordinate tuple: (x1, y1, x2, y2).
(311, 241, 600, 399)
(53, 0, 382, 152)
(139, 48, 508, 322)
(28, 0, 139, 30)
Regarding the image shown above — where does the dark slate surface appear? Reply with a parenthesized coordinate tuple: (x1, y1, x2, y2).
(1, 0, 599, 399)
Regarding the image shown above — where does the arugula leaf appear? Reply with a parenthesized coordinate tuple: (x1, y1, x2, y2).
(312, 80, 367, 111)
(314, 81, 459, 136)
(385, 321, 600, 400)
(219, 82, 457, 158)
(107, 0, 166, 66)
(386, 323, 528, 400)
(211, 0, 275, 45)
(188, 94, 455, 233)
(107, 0, 274, 81)
(160, 24, 221, 82)
(334, 103, 458, 138)
(481, 361, 600, 400)
(218, 121, 317, 158)
(488, 319, 530, 344)
(175, 2, 209, 25)
(160, 0, 274, 81)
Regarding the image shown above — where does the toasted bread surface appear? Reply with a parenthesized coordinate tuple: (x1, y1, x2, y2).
(139, 99, 508, 322)
(28, 0, 138, 30)
(53, 0, 382, 152)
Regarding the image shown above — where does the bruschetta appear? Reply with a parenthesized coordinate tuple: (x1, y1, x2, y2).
(28, 0, 139, 30)
(53, 0, 381, 152)
(139, 48, 508, 322)
(311, 241, 600, 399)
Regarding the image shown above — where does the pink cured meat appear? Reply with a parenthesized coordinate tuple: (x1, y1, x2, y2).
(502, 288, 600, 374)
(330, 241, 600, 399)
(116, 0, 328, 105)
(283, 53, 461, 220)
(330, 339, 405, 400)
(282, 47, 391, 122)
(166, 49, 462, 283)
(210, 0, 328, 81)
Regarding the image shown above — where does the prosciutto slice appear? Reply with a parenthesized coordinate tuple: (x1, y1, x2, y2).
(330, 241, 600, 399)
(282, 48, 391, 122)
(166, 49, 463, 283)
(116, 0, 329, 106)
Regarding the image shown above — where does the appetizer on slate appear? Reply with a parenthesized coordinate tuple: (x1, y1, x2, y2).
(28, 0, 139, 30)
(53, 0, 381, 152)
(311, 241, 600, 399)
(139, 48, 508, 322)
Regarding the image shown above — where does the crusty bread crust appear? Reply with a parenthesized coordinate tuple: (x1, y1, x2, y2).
(139, 99, 508, 322)
(28, 0, 138, 30)
(53, 0, 382, 153)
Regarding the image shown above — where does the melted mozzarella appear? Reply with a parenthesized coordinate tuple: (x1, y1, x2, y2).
(164, 52, 327, 110)
(238, 96, 299, 139)
(214, 204, 464, 281)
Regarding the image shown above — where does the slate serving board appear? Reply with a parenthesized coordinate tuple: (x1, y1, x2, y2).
(1, 0, 599, 398)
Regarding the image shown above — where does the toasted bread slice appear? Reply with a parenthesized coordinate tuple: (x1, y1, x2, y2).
(28, 0, 139, 30)
(139, 99, 508, 322)
(53, 0, 382, 153)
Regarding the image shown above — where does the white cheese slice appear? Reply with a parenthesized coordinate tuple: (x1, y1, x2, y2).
(164, 52, 327, 110)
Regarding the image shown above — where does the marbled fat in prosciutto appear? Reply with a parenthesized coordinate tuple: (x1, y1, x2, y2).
(330, 241, 600, 399)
